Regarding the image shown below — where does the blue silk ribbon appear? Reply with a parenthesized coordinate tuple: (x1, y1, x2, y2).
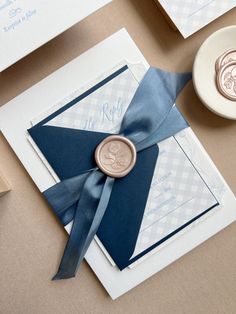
(42, 67, 191, 280)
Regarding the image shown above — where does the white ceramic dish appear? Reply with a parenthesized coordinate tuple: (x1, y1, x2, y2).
(193, 26, 236, 120)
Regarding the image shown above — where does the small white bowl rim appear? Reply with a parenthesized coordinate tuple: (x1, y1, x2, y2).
(193, 25, 236, 120)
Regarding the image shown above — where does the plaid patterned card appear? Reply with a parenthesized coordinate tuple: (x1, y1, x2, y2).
(28, 62, 220, 267)
(156, 0, 236, 38)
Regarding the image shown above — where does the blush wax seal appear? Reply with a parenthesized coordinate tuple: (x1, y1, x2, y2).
(95, 135, 137, 178)
(216, 61, 236, 101)
(215, 48, 236, 72)
(193, 26, 236, 119)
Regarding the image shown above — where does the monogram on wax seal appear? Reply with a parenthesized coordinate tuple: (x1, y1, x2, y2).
(216, 61, 236, 101)
(95, 135, 137, 178)
(215, 48, 236, 72)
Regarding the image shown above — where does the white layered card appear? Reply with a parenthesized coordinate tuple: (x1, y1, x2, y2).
(27, 61, 219, 269)
(0, 0, 111, 72)
(0, 29, 235, 299)
(156, 0, 236, 38)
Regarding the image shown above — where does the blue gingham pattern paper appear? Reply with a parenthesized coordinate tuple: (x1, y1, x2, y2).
(46, 69, 139, 134)
(158, 0, 236, 38)
(132, 135, 217, 257)
(41, 65, 218, 261)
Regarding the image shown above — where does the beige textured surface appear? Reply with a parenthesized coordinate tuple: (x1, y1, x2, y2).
(0, 171, 11, 196)
(0, 1, 236, 313)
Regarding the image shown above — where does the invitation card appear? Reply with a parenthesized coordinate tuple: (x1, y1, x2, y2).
(156, 0, 236, 38)
(0, 0, 111, 72)
(0, 29, 235, 299)
(27, 62, 218, 271)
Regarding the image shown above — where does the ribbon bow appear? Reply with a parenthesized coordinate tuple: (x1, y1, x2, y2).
(38, 67, 191, 280)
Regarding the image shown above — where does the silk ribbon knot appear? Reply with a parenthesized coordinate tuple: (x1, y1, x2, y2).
(40, 67, 191, 280)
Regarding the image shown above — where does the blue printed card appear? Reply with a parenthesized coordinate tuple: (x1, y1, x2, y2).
(0, 0, 111, 71)
(28, 62, 220, 268)
(1, 30, 235, 298)
(157, 0, 236, 38)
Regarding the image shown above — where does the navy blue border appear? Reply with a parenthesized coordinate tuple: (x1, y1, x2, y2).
(35, 65, 128, 127)
(128, 136, 219, 266)
(128, 202, 218, 266)
(31, 64, 220, 268)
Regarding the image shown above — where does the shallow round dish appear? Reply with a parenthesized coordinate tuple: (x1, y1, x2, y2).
(193, 26, 236, 120)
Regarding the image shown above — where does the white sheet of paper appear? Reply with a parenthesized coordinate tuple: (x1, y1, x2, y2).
(27, 61, 220, 267)
(157, 0, 236, 38)
(0, 0, 111, 72)
(0, 29, 235, 299)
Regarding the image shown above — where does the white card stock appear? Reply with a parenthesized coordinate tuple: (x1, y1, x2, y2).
(0, 0, 111, 71)
(0, 29, 235, 299)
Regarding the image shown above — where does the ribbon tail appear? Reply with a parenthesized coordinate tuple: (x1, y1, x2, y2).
(52, 171, 114, 280)
(43, 171, 93, 226)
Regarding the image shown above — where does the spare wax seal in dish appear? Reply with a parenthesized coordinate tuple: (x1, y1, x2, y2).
(215, 49, 236, 72)
(193, 26, 236, 119)
(95, 135, 137, 178)
(216, 61, 236, 101)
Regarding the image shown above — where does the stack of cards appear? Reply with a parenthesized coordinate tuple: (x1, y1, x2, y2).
(0, 29, 235, 299)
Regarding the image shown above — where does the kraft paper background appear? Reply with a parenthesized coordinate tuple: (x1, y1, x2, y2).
(0, 1, 235, 313)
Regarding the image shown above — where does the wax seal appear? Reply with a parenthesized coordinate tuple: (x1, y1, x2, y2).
(215, 48, 236, 72)
(95, 135, 136, 178)
(216, 61, 236, 101)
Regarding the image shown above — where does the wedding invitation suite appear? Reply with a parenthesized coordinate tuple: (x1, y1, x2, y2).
(27, 62, 218, 270)
(0, 29, 235, 299)
(0, 0, 111, 72)
(156, 0, 236, 38)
